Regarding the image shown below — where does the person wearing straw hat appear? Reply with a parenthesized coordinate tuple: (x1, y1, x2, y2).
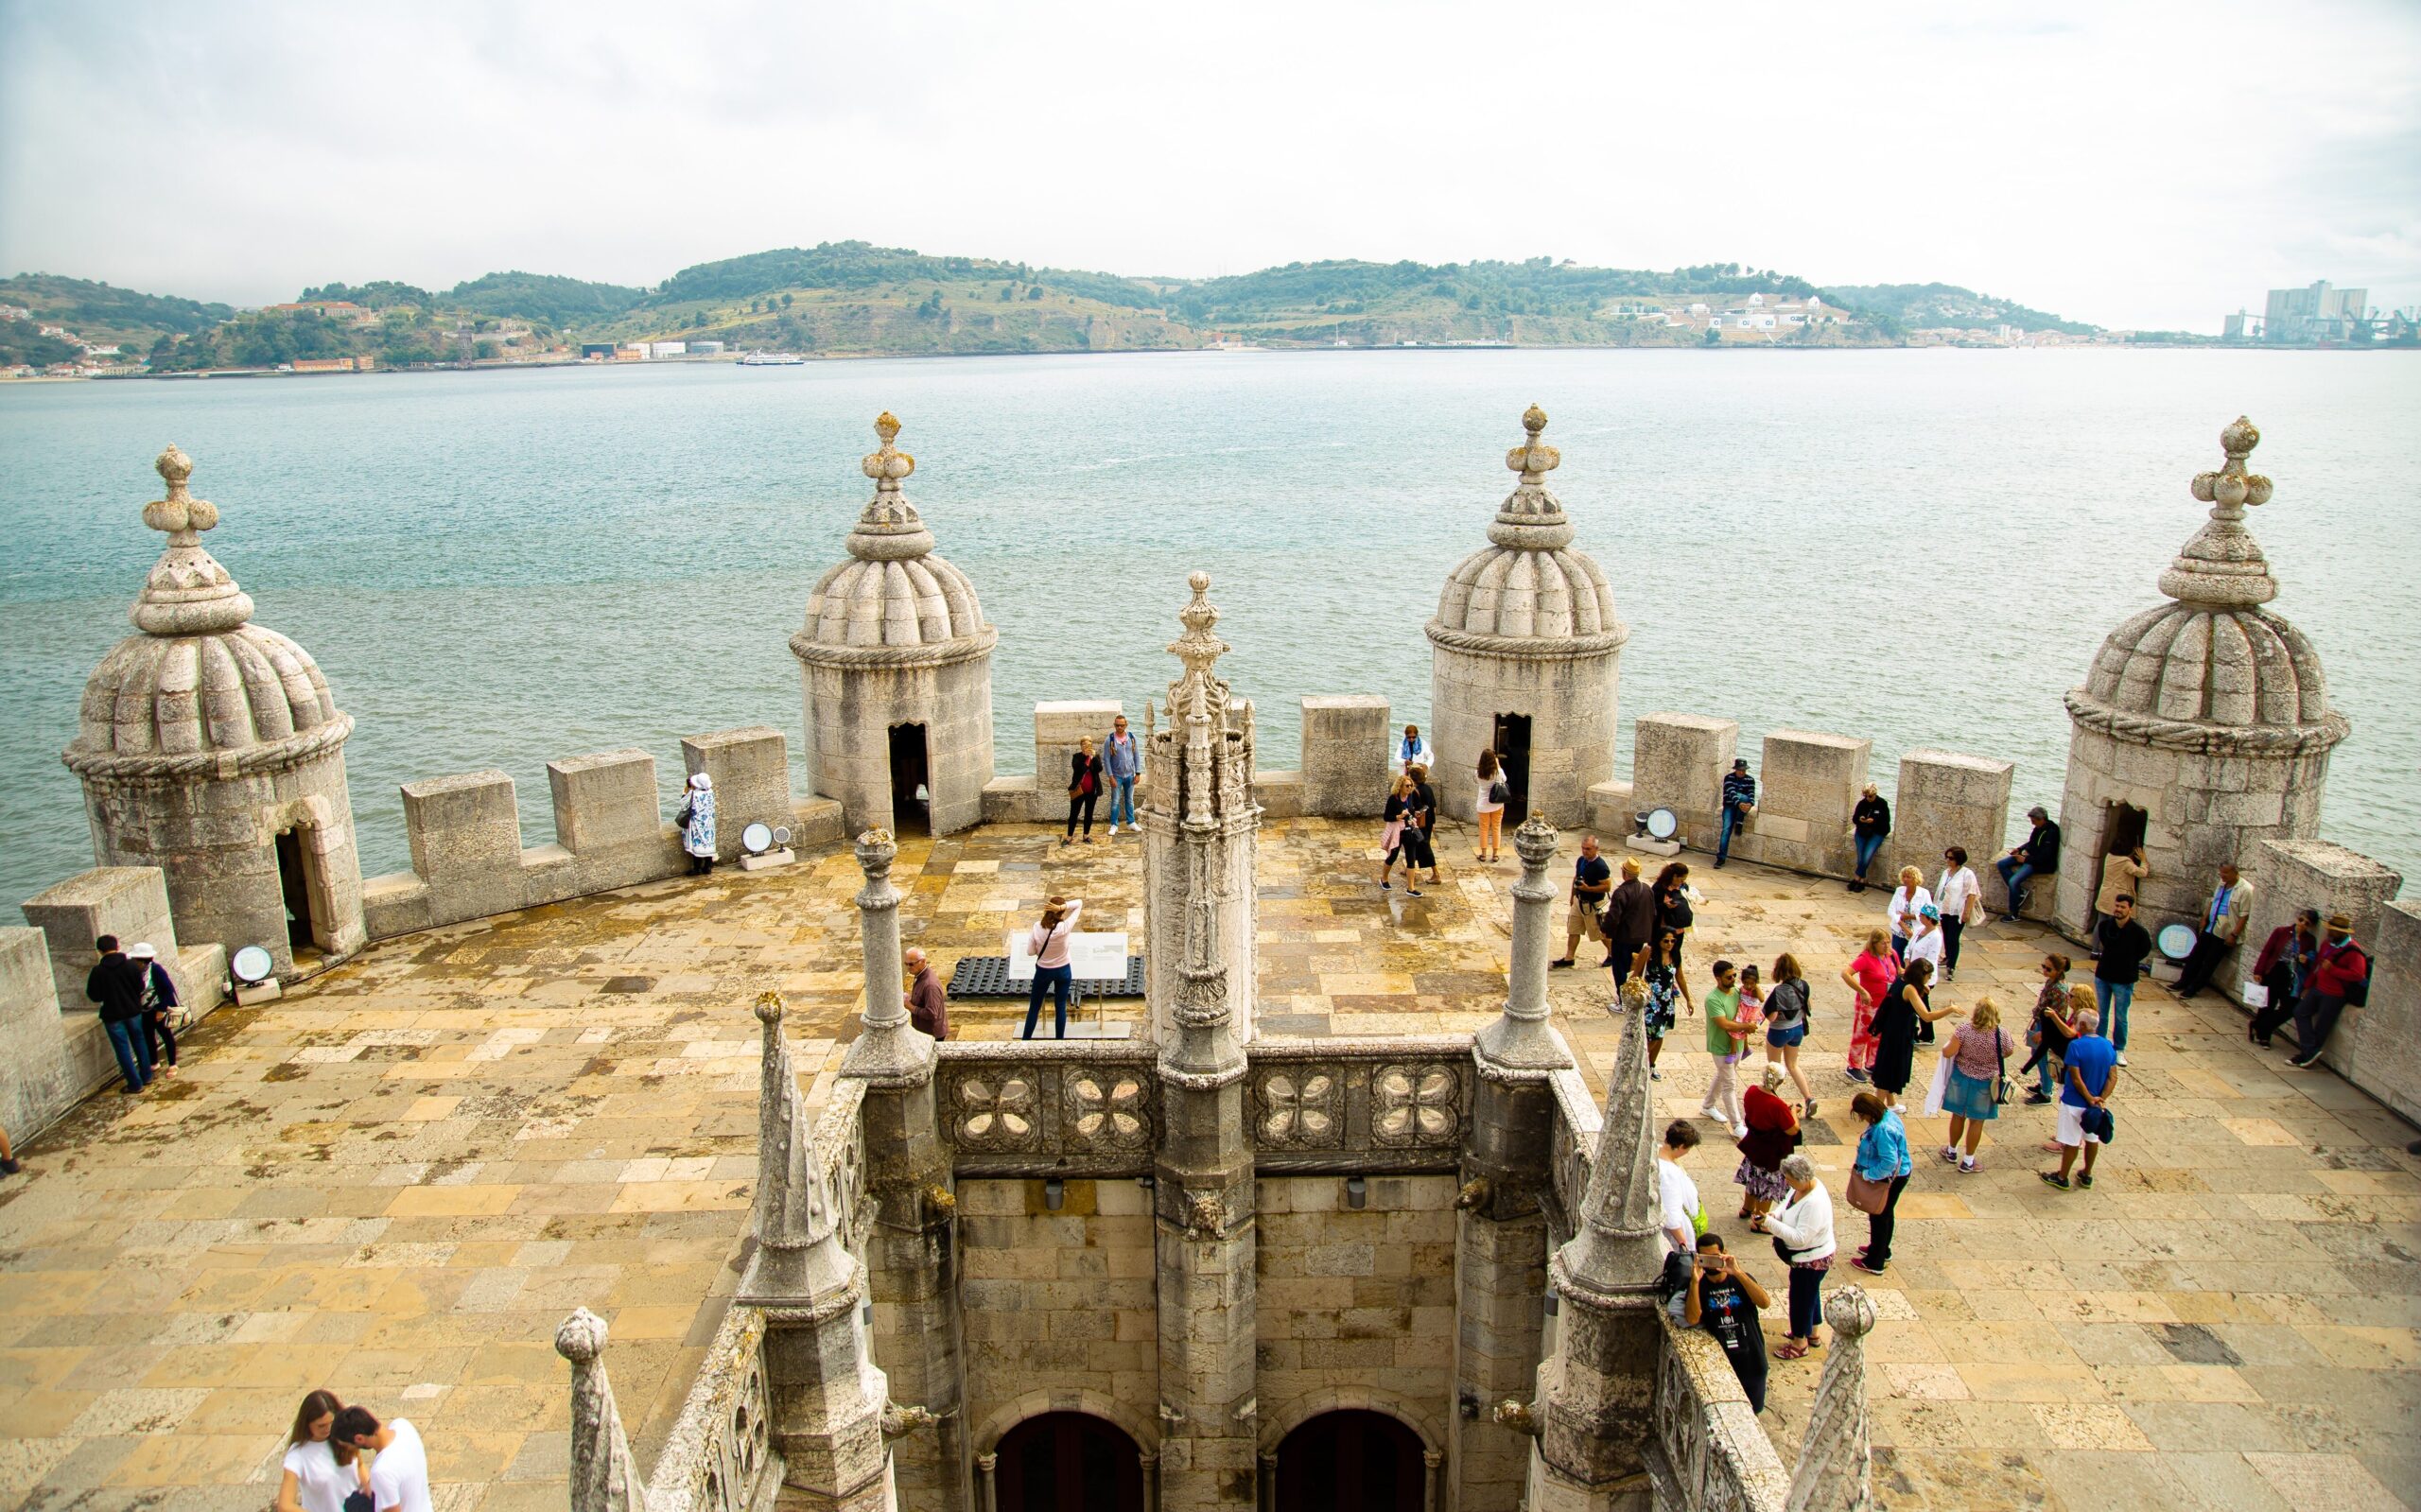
(2288, 914, 2371, 1069)
(129, 943, 180, 1078)
(677, 772, 718, 876)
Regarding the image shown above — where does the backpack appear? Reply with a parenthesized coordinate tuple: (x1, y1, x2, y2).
(2342, 947, 2371, 1008)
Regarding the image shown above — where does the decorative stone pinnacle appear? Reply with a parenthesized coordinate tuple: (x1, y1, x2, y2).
(1167, 571, 1229, 686)
(131, 443, 253, 636)
(555, 1306, 609, 1363)
(1786, 1284, 1878, 1512)
(755, 989, 785, 1026)
(1825, 1285, 1878, 1341)
(862, 411, 914, 492)
(1513, 812, 1559, 867)
(854, 827, 898, 878)
(144, 444, 218, 537)
(1505, 404, 1560, 483)
(2159, 414, 2279, 610)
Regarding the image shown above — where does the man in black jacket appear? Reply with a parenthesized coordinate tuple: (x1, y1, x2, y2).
(1602, 857, 1657, 983)
(1850, 785, 1890, 893)
(84, 935, 154, 1093)
(1995, 807, 2062, 922)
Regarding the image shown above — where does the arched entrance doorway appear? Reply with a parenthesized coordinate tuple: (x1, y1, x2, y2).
(1275, 1409, 1424, 1512)
(994, 1412, 1145, 1512)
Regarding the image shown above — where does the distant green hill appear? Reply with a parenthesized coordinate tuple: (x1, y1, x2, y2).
(18, 243, 2110, 371)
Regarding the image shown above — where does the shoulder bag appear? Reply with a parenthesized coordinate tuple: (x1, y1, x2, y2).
(1843, 1170, 1891, 1215)
(1488, 777, 1510, 806)
(1994, 1026, 2013, 1105)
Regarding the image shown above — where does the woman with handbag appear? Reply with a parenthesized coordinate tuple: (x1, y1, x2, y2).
(1377, 773, 1416, 890)
(1021, 895, 1084, 1039)
(1844, 1091, 1913, 1276)
(1733, 1062, 1801, 1219)
(1938, 999, 2015, 1173)
(1474, 750, 1507, 863)
(1747, 1153, 1834, 1359)
(2019, 956, 2077, 1103)
(1872, 958, 1957, 1108)
(1063, 739, 1104, 845)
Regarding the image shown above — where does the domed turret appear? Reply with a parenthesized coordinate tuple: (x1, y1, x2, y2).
(791, 413, 998, 836)
(2052, 418, 2348, 931)
(63, 445, 366, 976)
(1425, 406, 1628, 826)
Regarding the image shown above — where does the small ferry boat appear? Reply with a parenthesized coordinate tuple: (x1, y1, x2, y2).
(739, 352, 806, 366)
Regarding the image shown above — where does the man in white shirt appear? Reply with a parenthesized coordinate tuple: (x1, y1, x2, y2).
(1656, 1121, 1703, 1253)
(333, 1408, 432, 1512)
(2175, 863, 2256, 999)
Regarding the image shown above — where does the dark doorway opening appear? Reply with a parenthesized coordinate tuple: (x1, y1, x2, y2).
(273, 827, 323, 963)
(889, 723, 932, 835)
(994, 1413, 1143, 1512)
(2095, 800, 2149, 918)
(1275, 1410, 1424, 1512)
(1492, 712, 1533, 823)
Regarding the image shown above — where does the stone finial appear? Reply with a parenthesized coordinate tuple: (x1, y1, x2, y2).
(131, 443, 254, 636)
(1506, 403, 1560, 482)
(738, 991, 856, 1307)
(1474, 813, 1574, 1075)
(1167, 571, 1229, 687)
(845, 410, 935, 563)
(2159, 415, 2279, 609)
(841, 826, 935, 1086)
(1785, 1285, 1878, 1512)
(1553, 974, 1663, 1298)
(556, 1308, 645, 1512)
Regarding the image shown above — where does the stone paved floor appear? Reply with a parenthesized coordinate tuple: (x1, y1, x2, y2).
(0, 816, 2412, 1510)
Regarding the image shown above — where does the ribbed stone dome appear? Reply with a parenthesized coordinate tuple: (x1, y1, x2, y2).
(793, 413, 995, 663)
(2065, 417, 2346, 754)
(64, 445, 351, 775)
(1430, 405, 1627, 650)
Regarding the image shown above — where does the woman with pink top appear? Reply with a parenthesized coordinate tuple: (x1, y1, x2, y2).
(1937, 999, 2015, 1173)
(1839, 930, 1898, 1085)
(1022, 895, 1084, 1040)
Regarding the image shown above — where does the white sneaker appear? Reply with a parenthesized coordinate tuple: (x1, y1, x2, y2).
(2116, 1053, 2129, 1067)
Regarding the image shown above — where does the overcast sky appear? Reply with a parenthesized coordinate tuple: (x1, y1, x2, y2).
(3, 0, 2415, 332)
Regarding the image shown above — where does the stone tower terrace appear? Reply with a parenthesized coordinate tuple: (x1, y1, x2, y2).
(0, 817, 2413, 1511)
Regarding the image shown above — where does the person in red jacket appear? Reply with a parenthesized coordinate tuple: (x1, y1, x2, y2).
(2289, 913, 2371, 1069)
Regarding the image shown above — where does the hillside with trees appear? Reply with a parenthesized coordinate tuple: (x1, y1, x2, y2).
(0, 272, 233, 347)
(1819, 282, 2096, 335)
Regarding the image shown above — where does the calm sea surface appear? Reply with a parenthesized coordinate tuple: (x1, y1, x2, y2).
(2, 350, 2415, 908)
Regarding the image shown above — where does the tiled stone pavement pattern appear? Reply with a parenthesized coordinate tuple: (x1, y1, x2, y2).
(0, 817, 2412, 1510)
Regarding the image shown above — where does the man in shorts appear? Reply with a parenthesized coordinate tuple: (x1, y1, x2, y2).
(2041, 1008, 2116, 1192)
(1553, 835, 1612, 968)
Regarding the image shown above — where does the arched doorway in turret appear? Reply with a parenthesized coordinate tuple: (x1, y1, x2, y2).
(1275, 1409, 1424, 1512)
(994, 1411, 1144, 1512)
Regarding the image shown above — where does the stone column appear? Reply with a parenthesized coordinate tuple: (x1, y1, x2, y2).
(555, 1309, 645, 1512)
(1529, 979, 1664, 1512)
(1785, 1288, 1877, 1512)
(839, 830, 967, 1511)
(1456, 815, 1574, 1510)
(742, 992, 895, 1511)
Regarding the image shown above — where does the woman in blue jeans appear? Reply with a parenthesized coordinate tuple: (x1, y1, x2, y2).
(1748, 1153, 1835, 1358)
(1847, 1092, 1913, 1275)
(1021, 896, 1083, 1039)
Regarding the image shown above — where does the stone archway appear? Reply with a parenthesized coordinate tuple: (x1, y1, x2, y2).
(1272, 1410, 1426, 1512)
(1258, 1388, 1444, 1511)
(973, 1390, 1160, 1512)
(991, 1412, 1145, 1512)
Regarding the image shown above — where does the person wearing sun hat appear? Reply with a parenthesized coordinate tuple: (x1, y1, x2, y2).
(128, 943, 181, 1077)
(677, 772, 718, 876)
(1902, 904, 1946, 1043)
(2289, 913, 2371, 1069)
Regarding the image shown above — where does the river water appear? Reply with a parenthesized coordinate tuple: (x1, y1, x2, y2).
(2, 349, 2414, 906)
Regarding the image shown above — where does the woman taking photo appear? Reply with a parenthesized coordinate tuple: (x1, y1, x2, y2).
(1938, 998, 2015, 1173)
(1653, 861, 1695, 964)
(1063, 737, 1104, 845)
(1474, 749, 1507, 863)
(1639, 928, 1691, 1081)
(1022, 895, 1084, 1039)
(1872, 958, 1956, 1107)
(1761, 953, 1816, 1115)
(2019, 955, 2077, 1104)
(1748, 1153, 1835, 1360)
(1845, 1091, 1914, 1276)
(1733, 1062, 1802, 1220)
(277, 1390, 367, 1512)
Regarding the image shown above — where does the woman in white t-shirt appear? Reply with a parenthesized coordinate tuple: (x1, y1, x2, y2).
(1934, 846, 1982, 983)
(1473, 749, 1507, 864)
(1886, 868, 1932, 958)
(276, 1391, 366, 1512)
(1656, 1120, 1705, 1252)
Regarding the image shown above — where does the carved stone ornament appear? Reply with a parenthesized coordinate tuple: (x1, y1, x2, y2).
(950, 1070, 1039, 1151)
(1254, 1067, 1341, 1147)
(1066, 1067, 1151, 1150)
(1372, 1062, 1463, 1146)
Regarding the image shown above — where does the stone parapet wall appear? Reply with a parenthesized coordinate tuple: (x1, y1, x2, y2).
(2240, 840, 2407, 1102)
(2353, 900, 2421, 1124)
(357, 729, 843, 940)
(1647, 1317, 1790, 1512)
(980, 695, 1387, 826)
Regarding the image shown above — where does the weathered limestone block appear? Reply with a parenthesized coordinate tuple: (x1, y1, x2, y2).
(1299, 695, 1389, 817)
(1035, 701, 1122, 812)
(791, 795, 847, 852)
(1253, 771, 1306, 821)
(2348, 901, 2421, 1124)
(683, 726, 791, 861)
(1889, 749, 2013, 898)
(0, 927, 77, 1144)
(980, 774, 1038, 826)
(2240, 839, 2404, 1080)
(547, 749, 666, 888)
(402, 770, 523, 890)
(22, 866, 186, 1017)
(1738, 729, 1869, 877)
(1629, 714, 1735, 853)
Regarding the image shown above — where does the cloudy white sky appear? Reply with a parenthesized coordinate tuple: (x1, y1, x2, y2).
(3, 0, 2415, 331)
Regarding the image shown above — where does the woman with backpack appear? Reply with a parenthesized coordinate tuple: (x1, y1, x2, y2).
(1761, 952, 1816, 1115)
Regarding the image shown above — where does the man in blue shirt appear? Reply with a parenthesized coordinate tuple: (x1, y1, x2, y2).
(2174, 863, 2255, 999)
(2041, 1008, 2118, 1191)
(1102, 715, 1141, 836)
(1716, 759, 1756, 868)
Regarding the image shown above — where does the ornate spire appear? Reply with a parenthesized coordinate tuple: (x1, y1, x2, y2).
(737, 991, 858, 1308)
(1161, 572, 1245, 829)
(2159, 415, 2278, 610)
(1785, 1287, 1878, 1512)
(840, 828, 935, 1086)
(844, 410, 937, 563)
(1160, 819, 1247, 1085)
(1164, 571, 1230, 718)
(1488, 404, 1576, 551)
(132, 443, 254, 635)
(1474, 814, 1575, 1076)
(555, 1309, 645, 1512)
(1552, 976, 1663, 1297)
